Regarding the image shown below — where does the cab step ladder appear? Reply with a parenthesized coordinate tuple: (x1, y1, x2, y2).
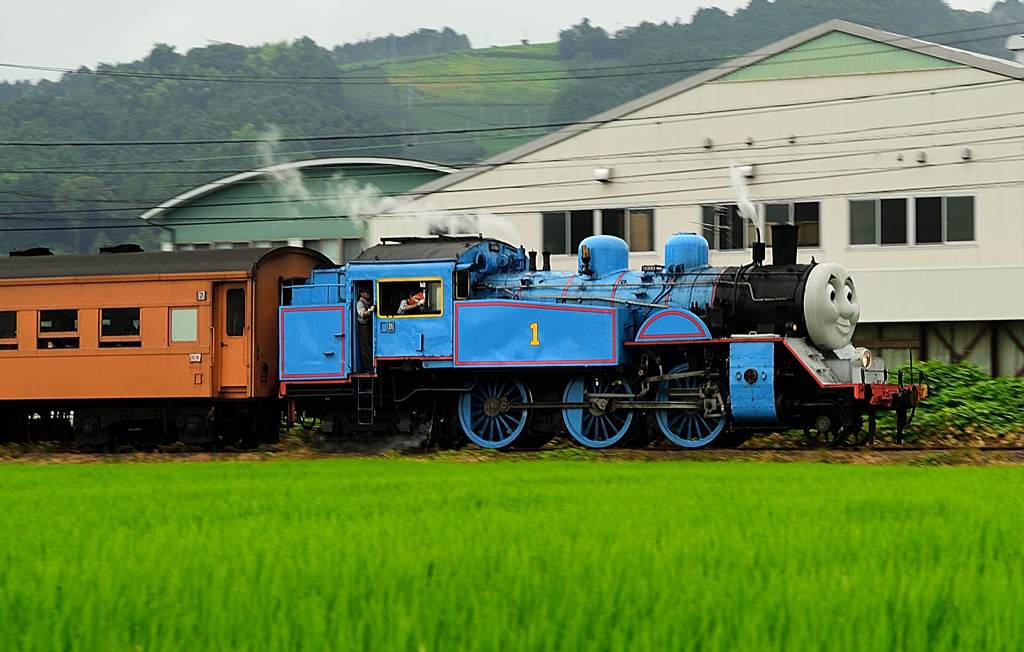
(357, 376, 375, 425)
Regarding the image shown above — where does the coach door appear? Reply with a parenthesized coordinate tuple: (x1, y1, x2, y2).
(214, 282, 250, 396)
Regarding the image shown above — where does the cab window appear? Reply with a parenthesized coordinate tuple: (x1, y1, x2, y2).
(377, 279, 443, 317)
(455, 271, 471, 300)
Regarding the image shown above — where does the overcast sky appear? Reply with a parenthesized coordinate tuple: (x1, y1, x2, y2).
(0, 0, 1000, 84)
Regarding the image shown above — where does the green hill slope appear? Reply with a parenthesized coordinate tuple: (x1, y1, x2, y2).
(340, 43, 566, 158)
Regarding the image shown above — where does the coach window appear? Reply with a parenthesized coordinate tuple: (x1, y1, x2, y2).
(377, 279, 443, 318)
(99, 308, 141, 348)
(170, 308, 198, 343)
(226, 289, 245, 336)
(38, 309, 79, 349)
(0, 311, 16, 350)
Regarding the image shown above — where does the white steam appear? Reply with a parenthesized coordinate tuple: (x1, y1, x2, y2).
(258, 127, 394, 223)
(729, 163, 760, 241)
(256, 128, 524, 250)
(417, 208, 523, 246)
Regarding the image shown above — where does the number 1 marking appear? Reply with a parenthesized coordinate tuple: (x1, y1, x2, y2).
(529, 322, 539, 346)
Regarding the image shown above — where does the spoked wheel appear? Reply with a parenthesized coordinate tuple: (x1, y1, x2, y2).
(842, 411, 876, 447)
(562, 373, 636, 448)
(803, 399, 848, 448)
(655, 363, 727, 448)
(458, 377, 532, 449)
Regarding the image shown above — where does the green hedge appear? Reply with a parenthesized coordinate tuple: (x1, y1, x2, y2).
(886, 360, 1024, 444)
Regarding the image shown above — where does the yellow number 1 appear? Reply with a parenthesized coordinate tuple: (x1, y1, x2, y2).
(529, 322, 539, 346)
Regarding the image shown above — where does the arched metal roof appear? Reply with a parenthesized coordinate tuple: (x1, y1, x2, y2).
(140, 157, 456, 222)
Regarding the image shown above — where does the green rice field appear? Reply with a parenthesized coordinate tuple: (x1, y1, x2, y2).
(1, 459, 1022, 651)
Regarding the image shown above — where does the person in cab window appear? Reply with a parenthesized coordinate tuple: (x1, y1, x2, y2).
(398, 288, 425, 315)
(356, 286, 375, 372)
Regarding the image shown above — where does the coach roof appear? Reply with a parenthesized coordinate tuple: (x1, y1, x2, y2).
(0, 247, 331, 280)
(354, 236, 506, 262)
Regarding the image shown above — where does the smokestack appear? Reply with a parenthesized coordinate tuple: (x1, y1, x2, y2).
(528, 250, 537, 272)
(770, 224, 799, 266)
(541, 251, 551, 271)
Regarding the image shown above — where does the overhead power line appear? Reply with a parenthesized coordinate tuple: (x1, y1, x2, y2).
(2, 113, 1022, 210)
(0, 76, 1016, 148)
(2, 124, 1021, 221)
(1, 19, 1022, 86)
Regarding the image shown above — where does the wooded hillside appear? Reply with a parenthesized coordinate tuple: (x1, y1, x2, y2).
(1, 1, 1022, 253)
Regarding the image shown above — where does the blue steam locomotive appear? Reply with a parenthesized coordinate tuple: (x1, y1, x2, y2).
(279, 229, 924, 449)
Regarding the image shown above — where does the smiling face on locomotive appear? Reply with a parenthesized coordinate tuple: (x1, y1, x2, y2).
(803, 263, 861, 350)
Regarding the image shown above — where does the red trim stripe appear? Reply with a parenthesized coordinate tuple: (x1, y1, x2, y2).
(279, 306, 347, 380)
(562, 275, 577, 298)
(610, 271, 627, 306)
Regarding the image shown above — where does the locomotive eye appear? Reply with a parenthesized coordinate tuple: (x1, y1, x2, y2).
(846, 288, 853, 302)
(828, 287, 836, 302)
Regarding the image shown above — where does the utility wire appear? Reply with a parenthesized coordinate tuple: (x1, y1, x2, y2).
(0, 76, 1016, 148)
(2, 115, 1022, 212)
(2, 19, 1022, 85)
(2, 104, 1022, 183)
(3, 129, 1021, 221)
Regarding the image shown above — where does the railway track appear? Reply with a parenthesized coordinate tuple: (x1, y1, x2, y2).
(3, 439, 1024, 465)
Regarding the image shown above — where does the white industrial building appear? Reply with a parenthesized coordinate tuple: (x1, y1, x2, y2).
(376, 20, 1024, 375)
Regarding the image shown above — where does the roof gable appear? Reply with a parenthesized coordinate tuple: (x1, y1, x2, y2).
(396, 20, 1024, 204)
(716, 31, 961, 82)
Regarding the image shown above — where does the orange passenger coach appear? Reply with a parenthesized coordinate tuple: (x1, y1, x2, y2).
(0, 247, 328, 447)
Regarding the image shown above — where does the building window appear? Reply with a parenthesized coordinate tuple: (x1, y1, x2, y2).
(601, 209, 654, 252)
(704, 202, 820, 250)
(764, 202, 820, 247)
(915, 196, 975, 244)
(702, 205, 746, 250)
(850, 196, 974, 246)
(342, 239, 362, 263)
(542, 212, 568, 254)
(39, 309, 79, 349)
(300, 238, 361, 264)
(543, 209, 654, 254)
(0, 311, 16, 350)
(100, 308, 141, 348)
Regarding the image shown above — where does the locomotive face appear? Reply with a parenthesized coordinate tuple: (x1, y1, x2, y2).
(803, 263, 860, 350)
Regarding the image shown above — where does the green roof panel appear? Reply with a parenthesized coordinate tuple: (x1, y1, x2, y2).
(152, 161, 449, 243)
(716, 31, 961, 82)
